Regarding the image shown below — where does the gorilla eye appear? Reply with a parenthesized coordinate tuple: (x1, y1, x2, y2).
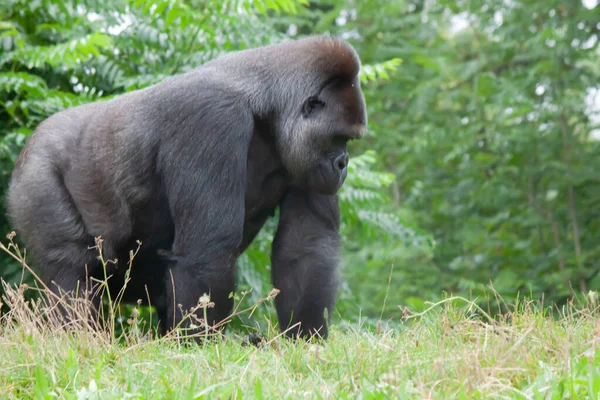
(302, 96, 325, 116)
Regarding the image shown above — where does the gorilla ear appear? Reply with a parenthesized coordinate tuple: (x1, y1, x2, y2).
(302, 96, 325, 117)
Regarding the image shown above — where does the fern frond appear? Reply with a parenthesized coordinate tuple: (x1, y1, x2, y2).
(0, 128, 31, 164)
(1, 32, 113, 69)
(115, 73, 171, 90)
(226, 0, 309, 15)
(360, 58, 403, 83)
(0, 72, 48, 97)
(131, 0, 199, 28)
(26, 90, 92, 116)
(339, 187, 386, 205)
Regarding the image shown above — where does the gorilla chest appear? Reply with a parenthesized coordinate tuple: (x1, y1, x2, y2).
(240, 158, 288, 252)
(244, 167, 288, 222)
(243, 131, 288, 219)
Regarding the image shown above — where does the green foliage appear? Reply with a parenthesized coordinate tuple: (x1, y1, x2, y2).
(1, 32, 114, 69)
(359, 58, 403, 84)
(280, 0, 600, 315)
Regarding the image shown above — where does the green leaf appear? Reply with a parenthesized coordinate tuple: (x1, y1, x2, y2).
(475, 72, 496, 97)
(360, 58, 403, 83)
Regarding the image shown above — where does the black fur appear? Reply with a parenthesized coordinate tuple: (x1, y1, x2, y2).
(6, 35, 367, 340)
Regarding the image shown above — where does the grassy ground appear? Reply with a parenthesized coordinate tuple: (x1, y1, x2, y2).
(0, 233, 598, 399)
(2, 278, 600, 400)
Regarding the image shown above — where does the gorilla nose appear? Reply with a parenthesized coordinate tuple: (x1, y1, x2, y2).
(333, 152, 349, 172)
(355, 124, 366, 138)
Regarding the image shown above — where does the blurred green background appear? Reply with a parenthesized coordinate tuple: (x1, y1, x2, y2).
(1, 0, 599, 331)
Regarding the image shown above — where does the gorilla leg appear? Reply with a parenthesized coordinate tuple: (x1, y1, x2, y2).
(40, 247, 106, 328)
(161, 213, 242, 336)
(8, 169, 112, 324)
(164, 252, 236, 336)
(271, 189, 341, 340)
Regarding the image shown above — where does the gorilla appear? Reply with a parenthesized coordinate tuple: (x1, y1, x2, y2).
(6, 35, 367, 340)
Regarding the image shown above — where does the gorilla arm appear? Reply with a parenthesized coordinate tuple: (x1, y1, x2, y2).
(157, 95, 253, 334)
(270, 188, 341, 340)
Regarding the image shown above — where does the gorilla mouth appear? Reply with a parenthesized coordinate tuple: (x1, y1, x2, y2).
(304, 157, 346, 196)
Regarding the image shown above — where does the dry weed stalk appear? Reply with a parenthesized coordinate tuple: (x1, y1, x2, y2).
(0, 231, 282, 346)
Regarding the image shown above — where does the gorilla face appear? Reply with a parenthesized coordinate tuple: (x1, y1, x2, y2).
(281, 76, 367, 196)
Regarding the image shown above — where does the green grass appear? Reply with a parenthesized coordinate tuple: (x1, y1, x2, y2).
(2, 281, 600, 399)
(1, 234, 599, 399)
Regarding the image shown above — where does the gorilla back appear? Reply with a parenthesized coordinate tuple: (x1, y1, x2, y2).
(7, 35, 367, 340)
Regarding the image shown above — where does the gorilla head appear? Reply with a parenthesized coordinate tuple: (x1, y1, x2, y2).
(268, 39, 368, 195)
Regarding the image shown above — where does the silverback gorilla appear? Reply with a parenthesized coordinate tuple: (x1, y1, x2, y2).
(6, 35, 367, 340)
